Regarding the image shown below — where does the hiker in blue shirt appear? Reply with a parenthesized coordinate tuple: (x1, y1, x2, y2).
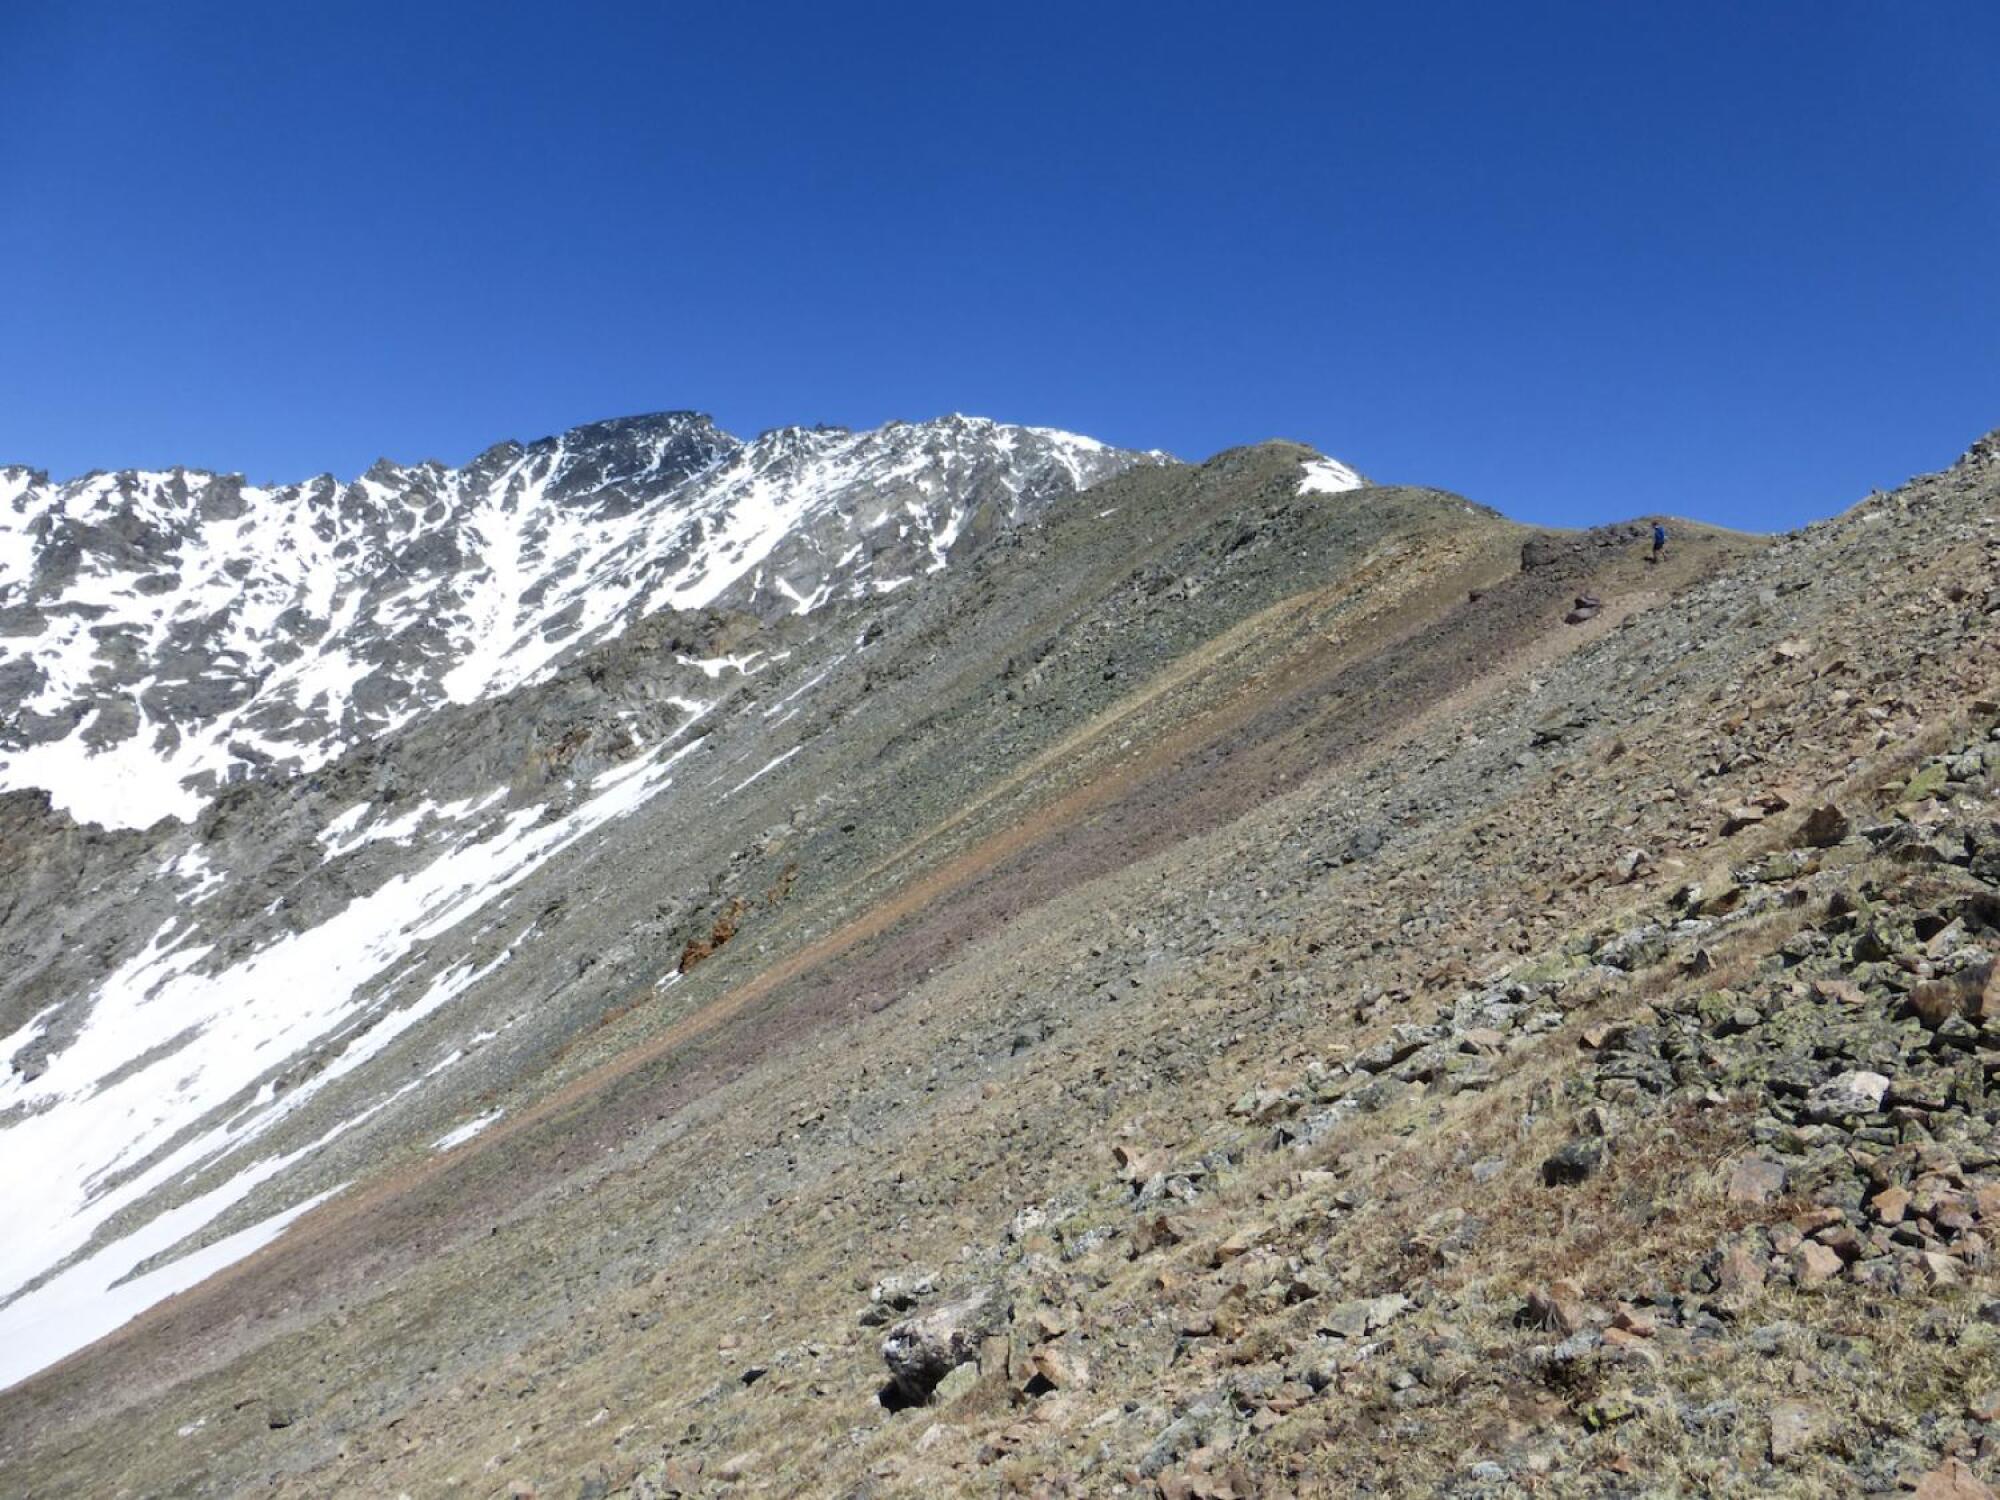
(1651, 522, 1667, 562)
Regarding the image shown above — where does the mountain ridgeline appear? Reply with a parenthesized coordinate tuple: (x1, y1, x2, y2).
(0, 415, 1997, 1498)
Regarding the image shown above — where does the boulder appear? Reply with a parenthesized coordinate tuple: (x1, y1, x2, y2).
(881, 1289, 1008, 1407)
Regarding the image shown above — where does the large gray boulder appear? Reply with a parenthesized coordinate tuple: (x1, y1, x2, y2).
(879, 1287, 1007, 1407)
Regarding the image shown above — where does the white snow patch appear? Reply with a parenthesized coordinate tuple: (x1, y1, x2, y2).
(678, 652, 766, 680)
(316, 802, 371, 849)
(167, 846, 227, 907)
(0, 1180, 343, 1394)
(1298, 457, 1365, 496)
(722, 746, 799, 798)
(320, 801, 429, 859)
(432, 1109, 503, 1152)
(3, 721, 207, 829)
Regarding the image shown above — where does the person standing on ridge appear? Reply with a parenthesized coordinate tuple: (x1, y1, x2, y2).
(1650, 521, 1667, 563)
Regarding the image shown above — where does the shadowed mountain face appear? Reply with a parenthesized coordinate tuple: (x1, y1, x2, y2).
(0, 418, 1996, 1499)
(0, 413, 1147, 828)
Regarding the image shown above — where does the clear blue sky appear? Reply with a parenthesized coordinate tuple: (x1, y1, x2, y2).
(2, 3, 1994, 530)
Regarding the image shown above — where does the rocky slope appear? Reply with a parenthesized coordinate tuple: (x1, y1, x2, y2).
(0, 419, 1996, 1499)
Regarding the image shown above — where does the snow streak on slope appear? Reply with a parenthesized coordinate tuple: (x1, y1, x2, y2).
(0, 414, 1145, 829)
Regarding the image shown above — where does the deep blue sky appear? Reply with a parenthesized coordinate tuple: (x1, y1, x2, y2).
(1, 4, 1994, 529)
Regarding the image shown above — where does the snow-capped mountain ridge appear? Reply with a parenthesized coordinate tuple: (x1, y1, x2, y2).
(0, 413, 1148, 830)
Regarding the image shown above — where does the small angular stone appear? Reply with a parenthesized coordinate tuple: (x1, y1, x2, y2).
(1728, 1157, 1787, 1205)
(1769, 1400, 1817, 1459)
(1717, 1244, 1768, 1294)
(1793, 1242, 1843, 1288)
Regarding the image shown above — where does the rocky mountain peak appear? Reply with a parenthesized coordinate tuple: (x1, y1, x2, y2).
(1959, 427, 2000, 472)
(0, 412, 1156, 829)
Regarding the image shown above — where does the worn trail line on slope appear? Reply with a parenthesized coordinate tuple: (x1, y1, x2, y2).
(842, 529, 1505, 900)
(6, 530, 1733, 1439)
(734, 540, 1752, 1043)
